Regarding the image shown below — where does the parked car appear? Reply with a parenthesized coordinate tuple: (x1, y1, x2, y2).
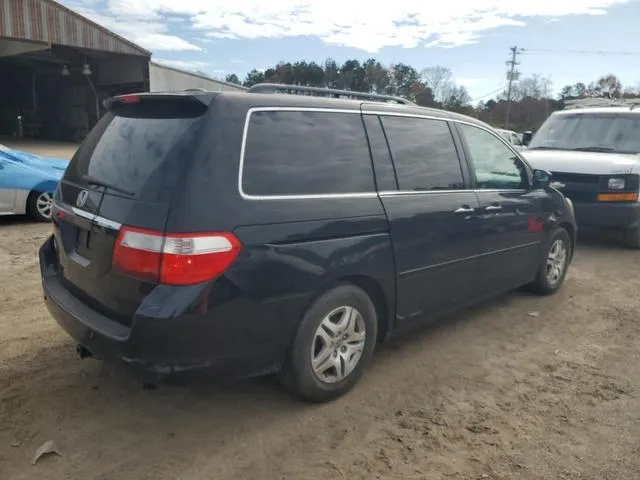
(39, 86, 577, 402)
(0, 145, 67, 221)
(496, 128, 524, 150)
(522, 98, 640, 248)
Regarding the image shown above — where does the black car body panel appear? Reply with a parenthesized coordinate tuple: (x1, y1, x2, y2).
(40, 90, 577, 382)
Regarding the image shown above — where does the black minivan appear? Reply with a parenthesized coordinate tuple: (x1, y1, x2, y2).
(39, 85, 576, 401)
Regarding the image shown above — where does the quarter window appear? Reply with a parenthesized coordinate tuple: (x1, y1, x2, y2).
(242, 111, 375, 196)
(381, 117, 464, 191)
(459, 124, 528, 190)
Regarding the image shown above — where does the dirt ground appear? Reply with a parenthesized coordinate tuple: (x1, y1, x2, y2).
(0, 139, 78, 160)
(1, 220, 639, 480)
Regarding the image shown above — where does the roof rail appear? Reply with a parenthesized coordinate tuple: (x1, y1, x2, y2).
(182, 88, 208, 92)
(247, 83, 413, 105)
(564, 97, 640, 111)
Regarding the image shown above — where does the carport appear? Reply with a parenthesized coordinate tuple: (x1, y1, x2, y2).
(0, 0, 150, 142)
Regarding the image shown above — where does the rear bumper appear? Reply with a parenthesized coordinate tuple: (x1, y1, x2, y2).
(39, 237, 298, 382)
(573, 201, 640, 230)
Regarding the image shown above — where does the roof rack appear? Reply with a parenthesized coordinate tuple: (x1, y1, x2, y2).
(564, 97, 640, 111)
(247, 83, 413, 105)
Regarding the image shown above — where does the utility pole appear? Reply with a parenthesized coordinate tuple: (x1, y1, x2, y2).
(505, 46, 522, 130)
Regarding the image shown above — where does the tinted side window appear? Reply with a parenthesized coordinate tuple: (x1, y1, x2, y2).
(381, 117, 464, 191)
(458, 124, 528, 190)
(242, 111, 374, 196)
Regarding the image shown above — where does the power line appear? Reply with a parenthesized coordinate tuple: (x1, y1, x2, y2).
(522, 48, 640, 57)
(470, 85, 508, 102)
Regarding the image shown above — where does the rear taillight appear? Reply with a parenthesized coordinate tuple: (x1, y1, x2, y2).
(113, 226, 241, 285)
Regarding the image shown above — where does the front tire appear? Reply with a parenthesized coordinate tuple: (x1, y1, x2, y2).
(27, 190, 54, 222)
(279, 284, 378, 402)
(530, 227, 571, 295)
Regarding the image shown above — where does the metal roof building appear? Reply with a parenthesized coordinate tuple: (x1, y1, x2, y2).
(0, 0, 245, 142)
(0, 0, 150, 56)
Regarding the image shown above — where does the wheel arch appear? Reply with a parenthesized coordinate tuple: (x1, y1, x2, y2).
(558, 221, 576, 258)
(338, 274, 391, 344)
(26, 180, 58, 206)
(29, 180, 58, 196)
(302, 274, 392, 346)
(289, 274, 393, 355)
(26, 180, 58, 220)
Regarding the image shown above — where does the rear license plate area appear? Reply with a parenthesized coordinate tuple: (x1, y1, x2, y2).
(76, 228, 92, 256)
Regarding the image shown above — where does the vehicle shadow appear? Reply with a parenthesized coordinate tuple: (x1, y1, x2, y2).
(0, 215, 37, 226)
(576, 227, 630, 250)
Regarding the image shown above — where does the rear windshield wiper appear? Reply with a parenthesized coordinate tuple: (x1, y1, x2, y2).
(82, 174, 134, 196)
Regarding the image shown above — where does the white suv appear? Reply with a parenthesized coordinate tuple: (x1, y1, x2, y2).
(522, 98, 640, 247)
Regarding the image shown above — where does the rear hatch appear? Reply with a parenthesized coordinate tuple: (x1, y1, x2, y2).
(52, 93, 211, 326)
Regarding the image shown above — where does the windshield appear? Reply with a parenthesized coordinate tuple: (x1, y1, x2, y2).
(528, 112, 640, 154)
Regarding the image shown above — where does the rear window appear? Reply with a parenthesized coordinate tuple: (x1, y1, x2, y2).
(65, 104, 205, 203)
(242, 110, 375, 196)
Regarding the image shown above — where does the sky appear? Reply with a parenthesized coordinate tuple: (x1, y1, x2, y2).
(61, 0, 640, 100)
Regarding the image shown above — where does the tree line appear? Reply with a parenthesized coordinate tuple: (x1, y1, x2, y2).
(223, 58, 640, 132)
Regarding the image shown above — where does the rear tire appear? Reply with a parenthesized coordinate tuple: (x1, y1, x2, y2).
(623, 226, 640, 249)
(529, 228, 571, 295)
(279, 284, 378, 402)
(27, 191, 54, 222)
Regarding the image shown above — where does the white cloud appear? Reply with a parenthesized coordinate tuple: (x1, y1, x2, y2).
(62, 0, 631, 52)
(61, 1, 202, 51)
(456, 77, 487, 88)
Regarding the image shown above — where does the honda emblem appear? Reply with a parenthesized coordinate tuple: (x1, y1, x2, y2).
(76, 190, 89, 208)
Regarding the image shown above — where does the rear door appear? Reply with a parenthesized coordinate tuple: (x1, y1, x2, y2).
(455, 122, 546, 292)
(52, 94, 210, 325)
(368, 113, 486, 327)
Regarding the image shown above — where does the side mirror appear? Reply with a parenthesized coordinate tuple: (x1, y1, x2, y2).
(532, 169, 551, 189)
(522, 131, 533, 146)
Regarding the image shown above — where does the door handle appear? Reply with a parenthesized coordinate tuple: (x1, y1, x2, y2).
(454, 206, 476, 214)
(485, 205, 502, 212)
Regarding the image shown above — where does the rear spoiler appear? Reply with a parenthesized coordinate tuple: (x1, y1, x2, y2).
(103, 92, 216, 111)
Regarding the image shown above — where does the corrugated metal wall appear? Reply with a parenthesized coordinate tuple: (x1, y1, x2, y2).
(149, 62, 247, 93)
(0, 0, 148, 56)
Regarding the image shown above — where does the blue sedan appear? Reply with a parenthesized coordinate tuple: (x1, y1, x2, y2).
(0, 145, 68, 221)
